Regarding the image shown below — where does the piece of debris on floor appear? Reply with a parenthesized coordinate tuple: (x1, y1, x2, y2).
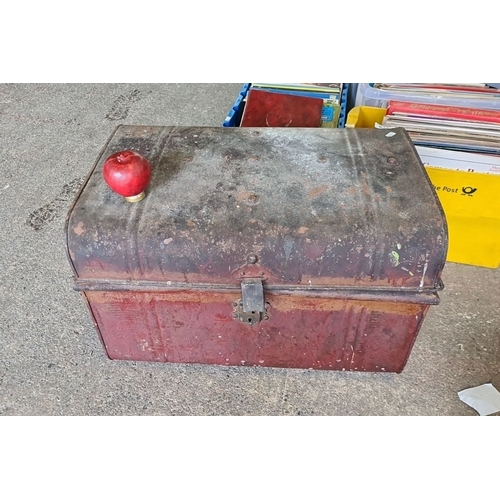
(458, 383, 500, 416)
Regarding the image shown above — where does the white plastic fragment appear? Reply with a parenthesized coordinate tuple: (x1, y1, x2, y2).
(385, 132, 396, 138)
(458, 383, 500, 416)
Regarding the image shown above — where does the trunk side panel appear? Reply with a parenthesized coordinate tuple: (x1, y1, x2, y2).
(86, 291, 427, 373)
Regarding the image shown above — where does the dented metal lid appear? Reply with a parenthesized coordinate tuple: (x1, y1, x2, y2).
(66, 126, 447, 291)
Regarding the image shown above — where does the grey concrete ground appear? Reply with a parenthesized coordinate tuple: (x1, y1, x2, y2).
(0, 83, 498, 415)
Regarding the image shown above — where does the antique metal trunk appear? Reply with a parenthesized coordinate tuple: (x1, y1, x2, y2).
(66, 125, 447, 372)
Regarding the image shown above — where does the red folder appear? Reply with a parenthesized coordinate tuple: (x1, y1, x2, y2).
(240, 88, 323, 127)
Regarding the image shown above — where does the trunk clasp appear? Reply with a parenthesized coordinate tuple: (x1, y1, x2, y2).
(232, 278, 270, 326)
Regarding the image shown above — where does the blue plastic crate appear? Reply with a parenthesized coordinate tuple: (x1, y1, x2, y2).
(222, 83, 251, 127)
(223, 83, 351, 128)
(338, 83, 350, 128)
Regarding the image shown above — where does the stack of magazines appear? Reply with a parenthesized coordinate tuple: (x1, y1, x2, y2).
(380, 97, 500, 154)
(371, 83, 500, 173)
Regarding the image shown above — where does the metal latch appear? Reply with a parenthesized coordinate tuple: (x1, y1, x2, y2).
(232, 278, 270, 326)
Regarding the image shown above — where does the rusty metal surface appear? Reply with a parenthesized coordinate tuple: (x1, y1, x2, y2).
(73, 278, 441, 304)
(67, 126, 447, 291)
(66, 125, 447, 372)
(85, 290, 429, 373)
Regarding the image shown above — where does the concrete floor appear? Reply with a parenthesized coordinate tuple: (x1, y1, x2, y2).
(0, 83, 498, 416)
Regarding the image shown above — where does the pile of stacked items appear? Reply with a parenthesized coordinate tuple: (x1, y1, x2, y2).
(371, 83, 500, 174)
(240, 83, 343, 128)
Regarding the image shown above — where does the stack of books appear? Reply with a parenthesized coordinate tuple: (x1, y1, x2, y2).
(239, 83, 343, 128)
(381, 98, 500, 155)
(371, 84, 500, 174)
(372, 83, 500, 102)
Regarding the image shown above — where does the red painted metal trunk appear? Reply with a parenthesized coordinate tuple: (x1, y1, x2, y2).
(66, 126, 447, 372)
